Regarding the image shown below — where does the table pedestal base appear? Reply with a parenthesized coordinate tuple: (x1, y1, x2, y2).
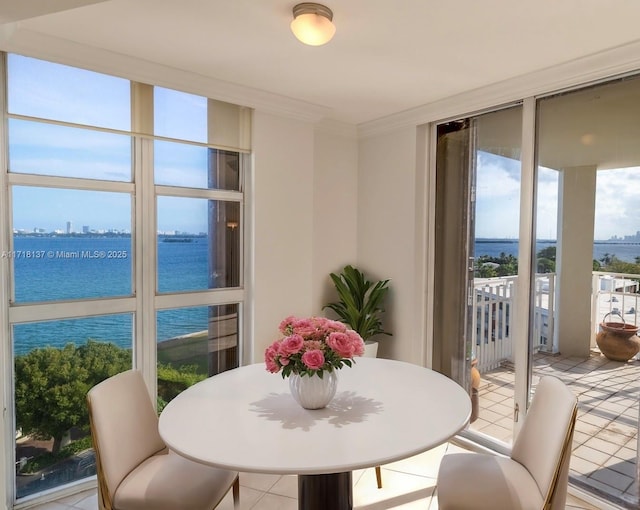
(298, 472, 352, 510)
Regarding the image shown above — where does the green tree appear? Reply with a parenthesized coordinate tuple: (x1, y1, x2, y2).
(600, 253, 613, 266)
(157, 363, 206, 404)
(78, 340, 131, 387)
(537, 246, 556, 261)
(536, 246, 556, 273)
(15, 341, 130, 454)
(475, 262, 498, 278)
(474, 252, 518, 277)
(604, 256, 640, 275)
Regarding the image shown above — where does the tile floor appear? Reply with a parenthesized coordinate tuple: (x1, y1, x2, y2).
(470, 350, 639, 508)
(26, 442, 601, 510)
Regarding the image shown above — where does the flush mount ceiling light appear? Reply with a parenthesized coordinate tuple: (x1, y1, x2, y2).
(290, 2, 335, 46)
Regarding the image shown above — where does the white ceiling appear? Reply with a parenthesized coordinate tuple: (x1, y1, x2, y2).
(3, 0, 640, 125)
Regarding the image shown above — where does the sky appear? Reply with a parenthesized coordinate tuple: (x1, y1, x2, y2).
(8, 54, 212, 234)
(475, 152, 640, 240)
(7, 54, 640, 241)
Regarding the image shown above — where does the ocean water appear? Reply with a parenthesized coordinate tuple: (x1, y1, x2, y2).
(12, 236, 210, 355)
(475, 239, 640, 263)
(10, 236, 639, 355)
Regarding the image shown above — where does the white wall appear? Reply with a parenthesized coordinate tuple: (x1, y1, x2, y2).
(312, 123, 358, 313)
(251, 113, 359, 361)
(357, 126, 428, 364)
(252, 111, 314, 358)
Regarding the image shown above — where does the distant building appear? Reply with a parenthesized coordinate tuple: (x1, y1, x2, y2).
(82, 225, 90, 234)
(66, 221, 72, 234)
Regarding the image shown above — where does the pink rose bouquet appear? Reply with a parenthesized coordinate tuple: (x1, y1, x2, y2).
(265, 315, 365, 378)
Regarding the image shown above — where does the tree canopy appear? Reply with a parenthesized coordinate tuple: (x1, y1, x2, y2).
(15, 340, 130, 454)
(475, 246, 640, 277)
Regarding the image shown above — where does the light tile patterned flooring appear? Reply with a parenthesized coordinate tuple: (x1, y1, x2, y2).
(28, 442, 599, 510)
(471, 351, 639, 509)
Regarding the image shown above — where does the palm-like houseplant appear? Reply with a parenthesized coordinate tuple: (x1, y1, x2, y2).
(323, 265, 391, 341)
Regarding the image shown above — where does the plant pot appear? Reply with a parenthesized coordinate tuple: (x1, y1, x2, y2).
(363, 340, 379, 358)
(596, 312, 640, 362)
(289, 371, 338, 409)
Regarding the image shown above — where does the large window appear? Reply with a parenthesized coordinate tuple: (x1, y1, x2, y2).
(1, 54, 249, 504)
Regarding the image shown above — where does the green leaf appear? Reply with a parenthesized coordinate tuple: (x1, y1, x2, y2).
(323, 265, 392, 340)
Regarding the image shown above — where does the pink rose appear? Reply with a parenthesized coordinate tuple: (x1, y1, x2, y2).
(264, 341, 281, 373)
(327, 332, 356, 358)
(280, 334, 304, 356)
(301, 349, 325, 370)
(304, 340, 322, 350)
(321, 318, 347, 333)
(347, 330, 365, 356)
(292, 321, 317, 339)
(279, 315, 296, 334)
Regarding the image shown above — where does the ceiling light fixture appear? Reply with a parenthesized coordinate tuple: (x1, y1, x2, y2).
(290, 3, 335, 46)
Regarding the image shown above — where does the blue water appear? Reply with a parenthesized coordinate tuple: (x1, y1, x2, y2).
(12, 235, 211, 355)
(11, 236, 638, 355)
(475, 239, 640, 263)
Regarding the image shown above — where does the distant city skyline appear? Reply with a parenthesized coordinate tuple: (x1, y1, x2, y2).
(13, 227, 206, 236)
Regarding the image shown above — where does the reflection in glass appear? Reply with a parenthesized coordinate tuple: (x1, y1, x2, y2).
(7, 54, 130, 130)
(154, 140, 240, 190)
(13, 316, 132, 499)
(12, 187, 132, 303)
(156, 304, 239, 408)
(157, 198, 240, 293)
(435, 106, 523, 447)
(470, 107, 522, 445)
(9, 119, 132, 181)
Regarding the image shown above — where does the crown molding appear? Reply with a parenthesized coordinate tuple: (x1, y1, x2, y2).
(0, 27, 331, 123)
(314, 118, 358, 139)
(358, 40, 640, 139)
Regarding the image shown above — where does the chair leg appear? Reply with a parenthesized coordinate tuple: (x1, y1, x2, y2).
(232, 477, 240, 509)
(375, 465, 382, 489)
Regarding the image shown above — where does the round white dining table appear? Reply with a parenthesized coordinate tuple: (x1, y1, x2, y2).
(158, 357, 471, 510)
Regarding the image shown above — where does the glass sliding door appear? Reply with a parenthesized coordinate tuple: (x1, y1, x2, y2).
(432, 69, 640, 510)
(434, 105, 524, 447)
(534, 77, 640, 508)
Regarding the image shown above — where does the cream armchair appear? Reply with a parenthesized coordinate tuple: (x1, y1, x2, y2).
(87, 369, 239, 510)
(437, 375, 578, 510)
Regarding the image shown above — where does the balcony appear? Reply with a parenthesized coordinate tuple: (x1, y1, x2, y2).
(471, 271, 640, 508)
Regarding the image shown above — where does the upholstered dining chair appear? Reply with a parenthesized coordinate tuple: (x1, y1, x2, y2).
(87, 369, 239, 510)
(437, 375, 578, 510)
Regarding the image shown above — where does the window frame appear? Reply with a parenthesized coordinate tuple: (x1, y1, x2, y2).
(0, 53, 250, 506)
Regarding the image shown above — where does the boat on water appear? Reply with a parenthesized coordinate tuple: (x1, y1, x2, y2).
(162, 238, 193, 243)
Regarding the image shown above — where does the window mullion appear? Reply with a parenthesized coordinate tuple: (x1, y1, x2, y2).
(0, 50, 15, 507)
(135, 134, 157, 396)
(132, 81, 157, 397)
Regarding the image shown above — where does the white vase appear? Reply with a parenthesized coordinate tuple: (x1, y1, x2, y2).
(289, 371, 338, 409)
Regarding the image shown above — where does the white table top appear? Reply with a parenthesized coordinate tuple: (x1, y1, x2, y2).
(158, 357, 471, 475)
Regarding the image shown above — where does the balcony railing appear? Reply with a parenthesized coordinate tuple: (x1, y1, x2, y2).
(473, 271, 640, 372)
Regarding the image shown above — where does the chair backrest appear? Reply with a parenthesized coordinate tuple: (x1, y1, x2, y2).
(511, 376, 578, 510)
(87, 370, 166, 509)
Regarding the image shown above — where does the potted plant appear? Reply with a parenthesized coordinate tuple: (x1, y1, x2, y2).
(323, 265, 391, 357)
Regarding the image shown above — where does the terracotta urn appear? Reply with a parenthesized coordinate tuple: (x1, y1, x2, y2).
(596, 313, 640, 362)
